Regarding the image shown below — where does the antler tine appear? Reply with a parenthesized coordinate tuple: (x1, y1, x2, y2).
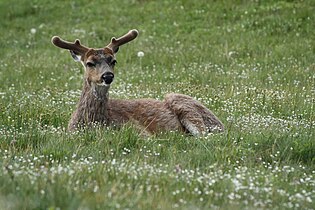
(106, 29, 138, 53)
(51, 36, 89, 55)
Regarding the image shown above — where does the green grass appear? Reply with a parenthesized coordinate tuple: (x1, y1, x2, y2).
(0, 0, 314, 209)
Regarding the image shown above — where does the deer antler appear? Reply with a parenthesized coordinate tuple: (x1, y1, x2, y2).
(106, 29, 138, 53)
(51, 36, 89, 55)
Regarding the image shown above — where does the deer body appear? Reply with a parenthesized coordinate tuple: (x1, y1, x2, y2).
(69, 80, 183, 134)
(52, 29, 224, 136)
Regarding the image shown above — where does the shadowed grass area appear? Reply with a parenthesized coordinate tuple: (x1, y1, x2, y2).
(0, 0, 314, 209)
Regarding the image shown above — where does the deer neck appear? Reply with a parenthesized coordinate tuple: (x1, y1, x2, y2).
(72, 80, 110, 128)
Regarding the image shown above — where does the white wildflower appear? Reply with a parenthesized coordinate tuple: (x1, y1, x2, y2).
(137, 51, 144, 57)
(30, 28, 37, 34)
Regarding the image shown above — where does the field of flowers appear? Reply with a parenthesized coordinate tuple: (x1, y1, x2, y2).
(0, 0, 314, 209)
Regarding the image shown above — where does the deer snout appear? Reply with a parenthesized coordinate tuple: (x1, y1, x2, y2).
(102, 72, 114, 85)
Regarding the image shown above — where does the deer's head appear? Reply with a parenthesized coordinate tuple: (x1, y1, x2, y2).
(52, 29, 138, 97)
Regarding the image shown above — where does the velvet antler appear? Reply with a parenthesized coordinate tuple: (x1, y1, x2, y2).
(51, 36, 89, 56)
(105, 29, 138, 53)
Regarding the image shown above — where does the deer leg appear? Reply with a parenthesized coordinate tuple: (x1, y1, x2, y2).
(164, 93, 224, 136)
(178, 113, 207, 136)
(200, 110, 224, 133)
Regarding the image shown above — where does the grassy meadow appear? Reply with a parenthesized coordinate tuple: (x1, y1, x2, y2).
(0, 0, 314, 209)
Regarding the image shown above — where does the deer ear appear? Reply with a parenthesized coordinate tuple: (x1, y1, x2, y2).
(70, 50, 81, 62)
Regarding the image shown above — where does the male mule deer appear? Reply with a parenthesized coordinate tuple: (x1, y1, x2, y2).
(51, 29, 224, 136)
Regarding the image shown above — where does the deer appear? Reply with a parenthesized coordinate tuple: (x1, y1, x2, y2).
(51, 29, 224, 136)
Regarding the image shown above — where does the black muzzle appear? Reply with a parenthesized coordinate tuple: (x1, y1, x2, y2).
(102, 72, 114, 85)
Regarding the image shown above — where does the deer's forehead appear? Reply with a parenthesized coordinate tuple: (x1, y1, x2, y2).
(85, 49, 114, 61)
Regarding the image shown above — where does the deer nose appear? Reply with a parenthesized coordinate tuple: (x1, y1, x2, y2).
(102, 72, 114, 84)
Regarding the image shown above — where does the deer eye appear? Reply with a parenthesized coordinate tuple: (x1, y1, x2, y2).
(86, 62, 96, 68)
(111, 60, 117, 66)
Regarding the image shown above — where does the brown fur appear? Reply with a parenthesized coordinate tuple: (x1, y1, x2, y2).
(68, 80, 224, 136)
(52, 29, 224, 136)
